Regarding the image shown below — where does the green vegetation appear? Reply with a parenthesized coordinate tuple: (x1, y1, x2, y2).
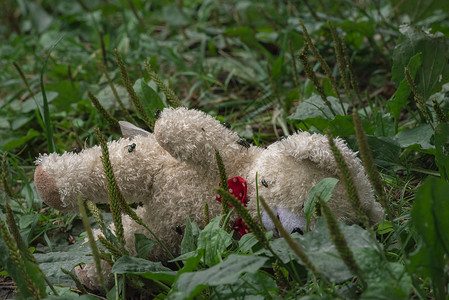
(1, 0, 449, 299)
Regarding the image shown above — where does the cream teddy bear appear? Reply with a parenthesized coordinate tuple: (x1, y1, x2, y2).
(34, 107, 384, 289)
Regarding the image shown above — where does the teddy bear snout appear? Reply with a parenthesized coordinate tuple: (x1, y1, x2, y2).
(34, 164, 65, 211)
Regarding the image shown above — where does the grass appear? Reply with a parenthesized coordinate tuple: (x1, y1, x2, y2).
(1, 0, 449, 299)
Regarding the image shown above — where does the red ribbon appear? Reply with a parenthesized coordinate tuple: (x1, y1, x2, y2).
(216, 176, 251, 236)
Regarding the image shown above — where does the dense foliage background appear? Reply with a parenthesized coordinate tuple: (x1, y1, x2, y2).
(1, 0, 449, 299)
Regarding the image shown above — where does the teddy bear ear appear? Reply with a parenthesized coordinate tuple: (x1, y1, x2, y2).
(119, 121, 151, 138)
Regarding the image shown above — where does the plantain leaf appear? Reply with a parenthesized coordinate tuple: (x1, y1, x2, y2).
(392, 25, 449, 100)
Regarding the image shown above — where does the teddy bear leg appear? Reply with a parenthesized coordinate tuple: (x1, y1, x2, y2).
(74, 260, 113, 292)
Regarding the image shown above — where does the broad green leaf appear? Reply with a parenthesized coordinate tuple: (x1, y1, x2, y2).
(394, 124, 435, 153)
(196, 215, 233, 266)
(133, 78, 165, 123)
(180, 216, 200, 255)
(134, 233, 154, 259)
(388, 53, 421, 121)
(364, 136, 401, 166)
(434, 123, 449, 181)
(304, 178, 339, 231)
(173, 250, 203, 281)
(46, 81, 81, 110)
(97, 84, 129, 110)
(358, 248, 412, 299)
(409, 178, 449, 299)
(19, 91, 58, 113)
(289, 95, 347, 120)
(237, 231, 273, 255)
(213, 271, 277, 299)
(34, 244, 93, 286)
(390, 0, 449, 23)
(238, 233, 260, 255)
(289, 95, 353, 135)
(377, 221, 393, 235)
(392, 25, 449, 100)
(260, 218, 377, 282)
(174, 254, 268, 299)
(111, 255, 176, 283)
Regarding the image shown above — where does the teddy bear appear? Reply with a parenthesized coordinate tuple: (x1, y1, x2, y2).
(33, 107, 384, 290)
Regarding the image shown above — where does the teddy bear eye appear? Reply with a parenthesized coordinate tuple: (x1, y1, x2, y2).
(173, 225, 183, 235)
(292, 227, 304, 235)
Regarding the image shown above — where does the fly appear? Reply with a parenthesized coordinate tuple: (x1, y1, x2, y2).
(222, 122, 231, 129)
(237, 139, 250, 148)
(154, 109, 161, 120)
(125, 143, 136, 153)
(261, 179, 268, 188)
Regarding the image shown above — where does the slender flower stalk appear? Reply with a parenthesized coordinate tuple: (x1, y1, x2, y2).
(114, 49, 153, 128)
(353, 110, 392, 219)
(326, 130, 370, 228)
(204, 202, 210, 227)
(216, 187, 269, 248)
(320, 198, 366, 288)
(433, 99, 448, 123)
(94, 128, 126, 252)
(13, 62, 35, 98)
(78, 197, 107, 292)
(314, 200, 321, 217)
(298, 45, 336, 117)
(61, 268, 88, 294)
(342, 40, 362, 102)
(328, 21, 353, 106)
(86, 200, 106, 230)
(288, 40, 300, 94)
(2, 152, 13, 197)
(215, 150, 229, 216)
(97, 61, 136, 123)
(272, 260, 291, 293)
(299, 19, 344, 111)
(98, 235, 123, 260)
(99, 31, 108, 69)
(88, 91, 120, 130)
(95, 131, 178, 263)
(144, 60, 183, 108)
(405, 67, 432, 124)
(98, 249, 114, 266)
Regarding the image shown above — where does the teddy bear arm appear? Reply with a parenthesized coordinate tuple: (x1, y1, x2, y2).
(154, 107, 255, 172)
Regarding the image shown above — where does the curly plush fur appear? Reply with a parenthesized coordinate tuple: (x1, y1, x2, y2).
(34, 107, 384, 290)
